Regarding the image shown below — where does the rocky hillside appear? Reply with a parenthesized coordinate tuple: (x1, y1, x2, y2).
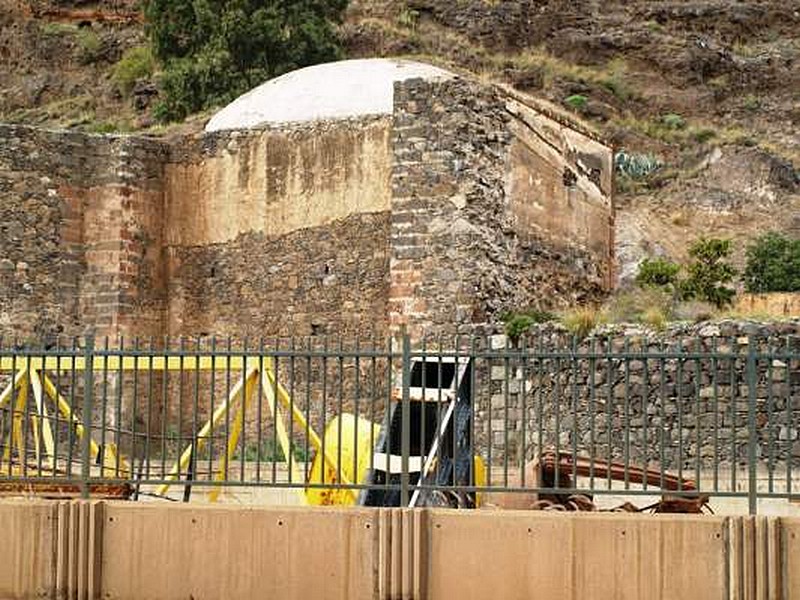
(2, 0, 799, 282)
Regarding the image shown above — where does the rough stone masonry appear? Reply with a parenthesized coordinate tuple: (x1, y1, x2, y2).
(0, 71, 614, 344)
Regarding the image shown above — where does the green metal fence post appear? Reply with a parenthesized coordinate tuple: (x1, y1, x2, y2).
(400, 329, 411, 506)
(747, 336, 758, 515)
(81, 334, 95, 499)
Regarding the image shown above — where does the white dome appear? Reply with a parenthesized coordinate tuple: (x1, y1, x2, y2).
(205, 58, 453, 132)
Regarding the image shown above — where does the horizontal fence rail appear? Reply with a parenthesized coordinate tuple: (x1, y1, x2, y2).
(0, 334, 797, 514)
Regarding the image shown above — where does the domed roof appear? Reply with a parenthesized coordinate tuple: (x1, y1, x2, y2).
(205, 58, 453, 132)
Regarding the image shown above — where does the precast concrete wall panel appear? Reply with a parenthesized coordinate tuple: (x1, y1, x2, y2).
(424, 511, 728, 600)
(784, 518, 800, 599)
(0, 501, 56, 600)
(100, 503, 379, 600)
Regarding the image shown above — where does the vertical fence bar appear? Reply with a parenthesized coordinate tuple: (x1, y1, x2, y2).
(81, 335, 95, 499)
(400, 331, 411, 506)
(747, 336, 758, 515)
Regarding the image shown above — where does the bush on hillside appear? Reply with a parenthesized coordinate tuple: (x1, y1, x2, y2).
(144, 0, 349, 121)
(742, 232, 800, 293)
(112, 46, 156, 95)
(681, 237, 736, 308)
(635, 257, 680, 289)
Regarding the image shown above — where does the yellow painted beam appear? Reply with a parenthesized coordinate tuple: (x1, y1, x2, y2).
(260, 370, 304, 488)
(262, 364, 358, 500)
(155, 368, 259, 496)
(0, 368, 28, 410)
(0, 355, 271, 372)
(30, 370, 55, 470)
(208, 371, 259, 502)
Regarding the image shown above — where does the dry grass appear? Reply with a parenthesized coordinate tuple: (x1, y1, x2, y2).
(561, 306, 606, 338)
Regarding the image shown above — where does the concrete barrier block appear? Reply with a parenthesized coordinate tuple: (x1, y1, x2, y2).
(424, 511, 727, 600)
(0, 500, 57, 600)
(100, 503, 379, 600)
(783, 517, 800, 599)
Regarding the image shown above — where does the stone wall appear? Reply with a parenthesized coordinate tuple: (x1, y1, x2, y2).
(0, 124, 167, 341)
(0, 74, 613, 345)
(389, 78, 612, 338)
(166, 213, 391, 338)
(481, 320, 800, 480)
(163, 118, 394, 339)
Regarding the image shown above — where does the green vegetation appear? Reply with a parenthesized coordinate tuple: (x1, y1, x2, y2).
(604, 287, 674, 328)
(233, 439, 310, 463)
(743, 232, 800, 293)
(76, 29, 103, 64)
(144, 0, 350, 121)
(564, 94, 588, 111)
(501, 309, 556, 340)
(661, 113, 686, 130)
(614, 150, 662, 179)
(40, 22, 79, 36)
(635, 257, 681, 289)
(86, 120, 133, 134)
(681, 238, 736, 308)
(396, 6, 420, 30)
(112, 46, 156, 95)
(743, 94, 761, 111)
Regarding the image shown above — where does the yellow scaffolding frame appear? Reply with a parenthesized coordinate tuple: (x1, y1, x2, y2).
(0, 365, 124, 477)
(0, 355, 376, 505)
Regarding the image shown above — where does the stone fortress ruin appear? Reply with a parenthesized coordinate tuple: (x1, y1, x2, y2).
(0, 58, 614, 342)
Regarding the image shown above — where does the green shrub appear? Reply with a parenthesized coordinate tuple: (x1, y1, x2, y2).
(743, 95, 761, 111)
(565, 94, 588, 111)
(681, 238, 737, 308)
(396, 6, 420, 29)
(743, 232, 800, 293)
(41, 22, 78, 37)
(501, 309, 556, 340)
(144, 0, 349, 122)
(692, 128, 716, 143)
(662, 113, 686, 130)
(614, 150, 662, 179)
(636, 257, 680, 289)
(112, 46, 156, 95)
(76, 29, 103, 64)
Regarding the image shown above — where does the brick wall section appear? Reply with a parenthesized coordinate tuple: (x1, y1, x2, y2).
(0, 124, 168, 341)
(390, 78, 513, 336)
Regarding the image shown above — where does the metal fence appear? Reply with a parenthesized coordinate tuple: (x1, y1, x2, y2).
(0, 334, 798, 514)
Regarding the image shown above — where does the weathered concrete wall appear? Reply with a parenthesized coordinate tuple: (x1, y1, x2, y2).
(505, 91, 614, 288)
(163, 118, 393, 339)
(0, 501, 56, 599)
(0, 125, 167, 340)
(426, 511, 727, 600)
(1, 500, 798, 600)
(165, 117, 392, 246)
